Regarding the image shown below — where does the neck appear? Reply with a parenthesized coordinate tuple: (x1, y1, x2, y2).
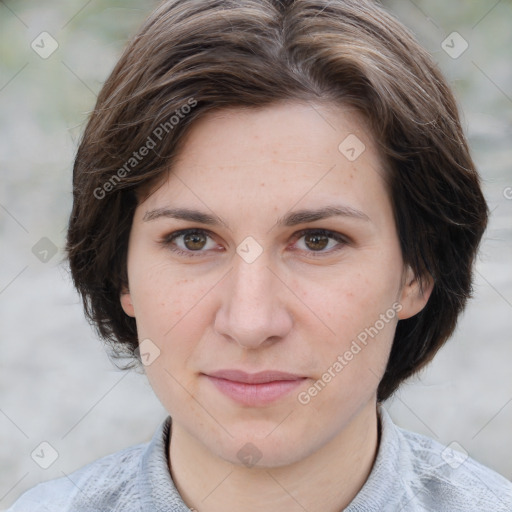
(169, 401, 380, 512)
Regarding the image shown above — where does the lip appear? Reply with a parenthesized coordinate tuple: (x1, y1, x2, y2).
(204, 370, 307, 406)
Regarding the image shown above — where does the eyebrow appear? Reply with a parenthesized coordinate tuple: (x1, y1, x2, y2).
(142, 205, 370, 227)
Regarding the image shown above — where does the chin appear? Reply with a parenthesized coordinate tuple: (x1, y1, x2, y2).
(203, 419, 321, 469)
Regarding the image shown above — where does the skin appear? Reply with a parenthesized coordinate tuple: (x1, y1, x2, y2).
(120, 101, 432, 512)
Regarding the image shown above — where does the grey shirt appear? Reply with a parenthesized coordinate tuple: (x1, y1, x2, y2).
(8, 407, 512, 511)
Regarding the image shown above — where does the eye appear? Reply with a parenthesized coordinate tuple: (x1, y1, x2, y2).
(163, 229, 220, 257)
(292, 229, 348, 255)
(161, 227, 349, 259)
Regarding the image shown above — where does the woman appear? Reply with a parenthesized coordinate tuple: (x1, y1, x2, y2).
(9, 0, 512, 510)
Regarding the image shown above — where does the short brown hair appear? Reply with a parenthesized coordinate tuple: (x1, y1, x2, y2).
(66, 0, 488, 401)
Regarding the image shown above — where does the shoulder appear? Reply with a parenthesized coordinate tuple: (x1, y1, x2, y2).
(397, 424, 512, 511)
(7, 442, 148, 512)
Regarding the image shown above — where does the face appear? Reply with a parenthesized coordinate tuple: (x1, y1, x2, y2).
(121, 101, 430, 468)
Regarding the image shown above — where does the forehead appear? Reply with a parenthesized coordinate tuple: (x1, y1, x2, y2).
(173, 100, 373, 170)
(136, 101, 391, 227)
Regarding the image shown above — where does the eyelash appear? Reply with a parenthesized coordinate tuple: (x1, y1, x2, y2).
(161, 228, 349, 259)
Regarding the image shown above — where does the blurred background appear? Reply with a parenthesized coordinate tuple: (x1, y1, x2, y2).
(0, 0, 511, 507)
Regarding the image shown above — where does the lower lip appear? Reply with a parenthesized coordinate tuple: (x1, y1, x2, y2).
(205, 375, 306, 406)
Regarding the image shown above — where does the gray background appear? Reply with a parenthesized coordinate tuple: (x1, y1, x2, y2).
(1, 0, 511, 508)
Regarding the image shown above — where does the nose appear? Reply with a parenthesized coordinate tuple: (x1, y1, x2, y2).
(214, 255, 293, 349)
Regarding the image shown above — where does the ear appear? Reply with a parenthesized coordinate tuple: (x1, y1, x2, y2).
(120, 287, 136, 318)
(397, 266, 434, 320)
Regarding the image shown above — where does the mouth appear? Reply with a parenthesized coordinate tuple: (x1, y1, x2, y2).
(203, 369, 307, 406)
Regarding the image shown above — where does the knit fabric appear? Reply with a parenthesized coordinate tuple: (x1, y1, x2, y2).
(8, 407, 512, 511)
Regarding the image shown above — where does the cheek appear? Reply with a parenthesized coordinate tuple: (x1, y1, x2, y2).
(300, 276, 398, 415)
(293, 254, 401, 404)
(131, 268, 213, 410)
(303, 261, 401, 341)
(128, 259, 212, 344)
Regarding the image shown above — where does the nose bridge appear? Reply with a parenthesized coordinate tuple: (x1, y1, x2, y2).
(229, 255, 276, 321)
(215, 254, 292, 348)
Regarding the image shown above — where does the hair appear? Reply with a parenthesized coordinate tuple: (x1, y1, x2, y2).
(66, 0, 488, 401)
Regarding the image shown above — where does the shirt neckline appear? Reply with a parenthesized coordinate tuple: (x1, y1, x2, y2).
(137, 405, 399, 511)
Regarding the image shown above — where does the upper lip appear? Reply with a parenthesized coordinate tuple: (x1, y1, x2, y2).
(205, 369, 306, 384)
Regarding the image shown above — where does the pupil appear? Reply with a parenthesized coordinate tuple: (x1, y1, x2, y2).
(305, 233, 328, 251)
(184, 232, 206, 250)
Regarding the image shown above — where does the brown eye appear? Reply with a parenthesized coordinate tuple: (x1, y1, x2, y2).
(183, 231, 208, 250)
(304, 233, 329, 251)
(163, 229, 218, 257)
(293, 229, 348, 255)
